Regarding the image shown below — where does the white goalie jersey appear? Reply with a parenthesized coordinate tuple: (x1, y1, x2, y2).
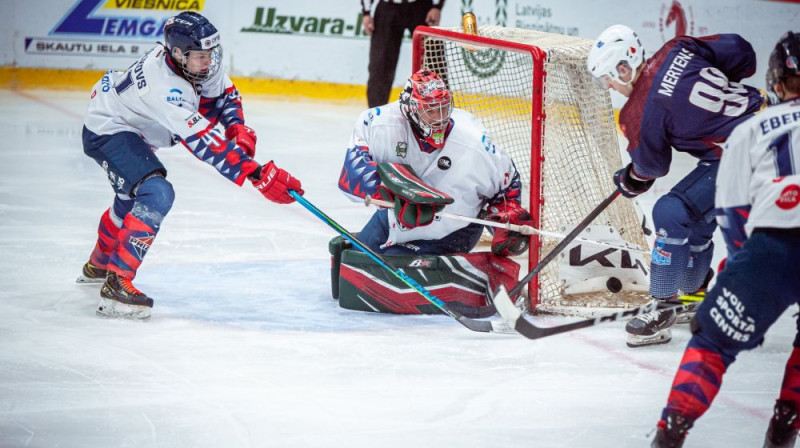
(339, 102, 522, 247)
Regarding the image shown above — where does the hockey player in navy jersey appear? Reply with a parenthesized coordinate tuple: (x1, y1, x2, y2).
(651, 31, 800, 448)
(337, 69, 532, 257)
(587, 25, 764, 347)
(78, 12, 303, 320)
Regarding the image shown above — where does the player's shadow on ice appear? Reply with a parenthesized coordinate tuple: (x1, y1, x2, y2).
(135, 260, 453, 332)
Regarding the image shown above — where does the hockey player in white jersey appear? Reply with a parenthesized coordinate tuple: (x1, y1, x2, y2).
(78, 11, 303, 320)
(337, 69, 532, 257)
(651, 31, 800, 448)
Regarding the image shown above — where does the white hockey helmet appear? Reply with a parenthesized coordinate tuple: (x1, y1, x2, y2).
(587, 24, 645, 88)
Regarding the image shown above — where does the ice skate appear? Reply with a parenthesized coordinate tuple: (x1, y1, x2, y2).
(97, 272, 153, 320)
(652, 411, 693, 448)
(676, 269, 714, 324)
(76, 261, 108, 284)
(626, 298, 678, 348)
(764, 400, 799, 448)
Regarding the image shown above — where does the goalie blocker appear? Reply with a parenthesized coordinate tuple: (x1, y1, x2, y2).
(329, 236, 521, 314)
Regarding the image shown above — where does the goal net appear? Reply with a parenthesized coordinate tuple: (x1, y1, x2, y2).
(412, 25, 651, 316)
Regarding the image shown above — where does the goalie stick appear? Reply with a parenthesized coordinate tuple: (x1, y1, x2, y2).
(289, 191, 515, 334)
(365, 196, 648, 254)
(490, 189, 674, 339)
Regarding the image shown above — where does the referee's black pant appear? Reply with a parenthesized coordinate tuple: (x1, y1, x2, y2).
(367, 1, 431, 108)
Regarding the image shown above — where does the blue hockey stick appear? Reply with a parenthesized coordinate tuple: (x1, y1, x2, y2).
(289, 190, 514, 334)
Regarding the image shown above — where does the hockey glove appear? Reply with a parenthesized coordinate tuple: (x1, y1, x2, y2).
(614, 163, 654, 198)
(251, 161, 303, 204)
(374, 186, 448, 228)
(486, 201, 534, 256)
(226, 123, 257, 158)
(375, 163, 453, 229)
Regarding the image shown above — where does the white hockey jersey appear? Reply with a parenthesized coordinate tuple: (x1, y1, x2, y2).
(339, 102, 521, 246)
(716, 97, 800, 252)
(84, 45, 255, 185)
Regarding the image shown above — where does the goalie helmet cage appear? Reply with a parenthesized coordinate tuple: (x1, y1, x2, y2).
(412, 25, 650, 316)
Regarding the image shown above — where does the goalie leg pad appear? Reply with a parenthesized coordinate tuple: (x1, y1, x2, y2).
(336, 250, 520, 314)
(328, 235, 353, 299)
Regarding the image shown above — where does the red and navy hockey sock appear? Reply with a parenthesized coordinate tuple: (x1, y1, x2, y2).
(88, 208, 121, 269)
(106, 176, 174, 279)
(659, 344, 728, 426)
(107, 213, 157, 279)
(777, 347, 800, 427)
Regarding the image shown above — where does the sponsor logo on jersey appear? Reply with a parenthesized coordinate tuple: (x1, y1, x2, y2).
(437, 156, 452, 170)
(242, 7, 367, 38)
(166, 88, 184, 106)
(395, 142, 407, 158)
(776, 184, 800, 210)
(187, 113, 203, 128)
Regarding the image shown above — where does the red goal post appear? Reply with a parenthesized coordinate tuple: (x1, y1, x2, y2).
(412, 25, 650, 315)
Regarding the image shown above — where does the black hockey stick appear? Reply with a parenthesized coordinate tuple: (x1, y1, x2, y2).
(290, 191, 515, 334)
(491, 189, 667, 339)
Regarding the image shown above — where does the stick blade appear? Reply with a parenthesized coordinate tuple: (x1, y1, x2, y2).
(493, 285, 522, 327)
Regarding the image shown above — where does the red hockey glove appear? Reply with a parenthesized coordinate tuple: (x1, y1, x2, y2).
(486, 201, 534, 256)
(226, 123, 257, 158)
(614, 163, 654, 198)
(251, 161, 303, 204)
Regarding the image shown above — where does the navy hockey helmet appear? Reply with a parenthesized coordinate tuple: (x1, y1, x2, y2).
(163, 11, 222, 84)
(766, 31, 800, 103)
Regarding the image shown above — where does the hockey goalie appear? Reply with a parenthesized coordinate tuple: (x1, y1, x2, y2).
(331, 69, 532, 314)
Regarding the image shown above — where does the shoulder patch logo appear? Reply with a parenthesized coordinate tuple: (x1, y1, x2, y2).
(437, 156, 452, 170)
(395, 142, 407, 158)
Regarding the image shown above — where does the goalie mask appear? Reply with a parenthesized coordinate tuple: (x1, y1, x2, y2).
(400, 70, 453, 149)
(587, 24, 645, 89)
(164, 11, 222, 84)
(766, 31, 800, 104)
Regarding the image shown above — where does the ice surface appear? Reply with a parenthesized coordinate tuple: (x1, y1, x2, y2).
(0, 89, 792, 447)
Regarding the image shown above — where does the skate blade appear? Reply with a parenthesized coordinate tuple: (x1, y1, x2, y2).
(96, 297, 152, 321)
(626, 329, 672, 348)
(76, 275, 106, 284)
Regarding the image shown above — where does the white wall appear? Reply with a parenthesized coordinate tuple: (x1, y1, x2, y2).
(2, 0, 798, 90)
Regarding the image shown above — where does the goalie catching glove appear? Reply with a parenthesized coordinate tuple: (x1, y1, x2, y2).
(375, 162, 453, 228)
(251, 161, 303, 204)
(486, 201, 534, 256)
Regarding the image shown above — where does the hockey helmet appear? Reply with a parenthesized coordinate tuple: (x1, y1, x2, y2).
(766, 31, 800, 104)
(163, 11, 222, 84)
(399, 70, 452, 149)
(587, 24, 645, 88)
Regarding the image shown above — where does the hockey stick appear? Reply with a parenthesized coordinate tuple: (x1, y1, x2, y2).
(490, 189, 668, 339)
(289, 191, 515, 334)
(365, 196, 648, 254)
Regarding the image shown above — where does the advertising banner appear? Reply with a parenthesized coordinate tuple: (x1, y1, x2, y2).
(1, 0, 798, 90)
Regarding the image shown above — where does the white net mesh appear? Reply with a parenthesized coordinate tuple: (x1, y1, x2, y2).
(417, 26, 650, 314)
